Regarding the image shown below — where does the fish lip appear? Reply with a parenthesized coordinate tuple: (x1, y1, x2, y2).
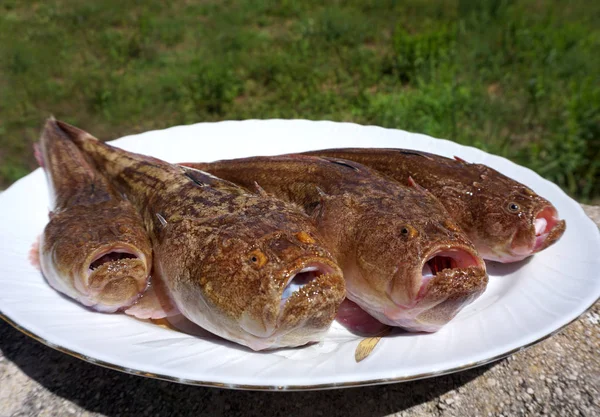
(509, 205, 565, 259)
(278, 258, 342, 308)
(388, 244, 484, 310)
(530, 205, 564, 251)
(76, 244, 148, 299)
(419, 244, 484, 285)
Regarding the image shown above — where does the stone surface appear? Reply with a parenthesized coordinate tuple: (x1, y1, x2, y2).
(1, 207, 598, 417)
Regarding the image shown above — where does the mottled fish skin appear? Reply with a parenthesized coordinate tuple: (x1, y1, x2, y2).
(183, 156, 488, 333)
(302, 148, 567, 263)
(37, 119, 153, 313)
(58, 121, 345, 351)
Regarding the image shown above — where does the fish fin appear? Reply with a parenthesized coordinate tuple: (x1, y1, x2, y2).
(322, 157, 361, 171)
(408, 176, 428, 193)
(254, 181, 269, 197)
(395, 149, 434, 160)
(454, 155, 469, 164)
(28, 235, 41, 271)
(181, 166, 241, 191)
(156, 213, 168, 227)
(310, 201, 325, 223)
(308, 186, 330, 222)
(336, 299, 389, 335)
(182, 168, 209, 187)
(125, 275, 179, 320)
(355, 327, 392, 363)
(33, 143, 45, 168)
(315, 186, 328, 198)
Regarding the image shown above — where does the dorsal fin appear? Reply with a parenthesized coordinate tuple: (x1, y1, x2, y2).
(394, 149, 434, 160)
(254, 181, 269, 197)
(183, 170, 209, 187)
(454, 156, 469, 164)
(408, 176, 428, 193)
(181, 166, 221, 187)
(156, 213, 168, 227)
(322, 157, 361, 171)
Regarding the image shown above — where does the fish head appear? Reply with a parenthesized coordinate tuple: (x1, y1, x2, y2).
(469, 168, 566, 262)
(40, 203, 152, 312)
(178, 206, 345, 351)
(351, 201, 487, 332)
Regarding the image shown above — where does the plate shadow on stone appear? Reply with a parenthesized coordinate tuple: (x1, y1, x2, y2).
(1, 319, 498, 417)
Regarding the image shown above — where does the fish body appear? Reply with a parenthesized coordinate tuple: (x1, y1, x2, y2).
(37, 119, 152, 312)
(59, 121, 345, 350)
(302, 148, 566, 263)
(183, 155, 488, 333)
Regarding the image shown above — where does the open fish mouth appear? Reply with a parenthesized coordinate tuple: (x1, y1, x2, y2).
(88, 249, 140, 272)
(532, 206, 565, 252)
(76, 246, 149, 311)
(420, 247, 482, 295)
(280, 261, 339, 308)
(508, 206, 566, 260)
(382, 246, 486, 331)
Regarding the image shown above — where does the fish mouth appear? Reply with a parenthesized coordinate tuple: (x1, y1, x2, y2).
(239, 258, 344, 350)
(279, 260, 340, 309)
(508, 206, 566, 261)
(418, 246, 483, 299)
(531, 206, 565, 252)
(383, 245, 486, 331)
(88, 249, 139, 271)
(77, 245, 150, 312)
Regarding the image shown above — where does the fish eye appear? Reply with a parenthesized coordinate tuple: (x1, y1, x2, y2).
(248, 249, 267, 269)
(400, 225, 418, 238)
(507, 202, 520, 213)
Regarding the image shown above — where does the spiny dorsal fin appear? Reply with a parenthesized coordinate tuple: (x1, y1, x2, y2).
(183, 170, 209, 187)
(309, 186, 329, 223)
(408, 176, 428, 193)
(315, 186, 328, 198)
(322, 157, 361, 171)
(393, 149, 434, 160)
(156, 213, 168, 227)
(254, 181, 269, 197)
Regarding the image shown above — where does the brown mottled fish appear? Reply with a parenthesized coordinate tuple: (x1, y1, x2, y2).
(36, 119, 153, 313)
(302, 148, 566, 263)
(59, 121, 345, 351)
(183, 156, 488, 333)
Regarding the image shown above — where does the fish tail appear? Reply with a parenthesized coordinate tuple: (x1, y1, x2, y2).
(54, 119, 180, 202)
(39, 118, 113, 209)
(54, 120, 142, 178)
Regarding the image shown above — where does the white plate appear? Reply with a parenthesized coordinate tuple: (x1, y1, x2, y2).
(1, 120, 598, 390)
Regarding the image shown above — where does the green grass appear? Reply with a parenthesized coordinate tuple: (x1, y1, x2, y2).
(1, 0, 598, 201)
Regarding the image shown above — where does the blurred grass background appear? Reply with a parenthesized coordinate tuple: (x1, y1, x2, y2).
(0, 0, 598, 201)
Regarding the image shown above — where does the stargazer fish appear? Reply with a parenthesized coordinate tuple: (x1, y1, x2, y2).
(59, 121, 345, 351)
(302, 148, 567, 263)
(183, 155, 488, 333)
(36, 119, 153, 312)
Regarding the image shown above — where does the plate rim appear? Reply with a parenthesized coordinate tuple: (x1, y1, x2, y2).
(0, 309, 590, 391)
